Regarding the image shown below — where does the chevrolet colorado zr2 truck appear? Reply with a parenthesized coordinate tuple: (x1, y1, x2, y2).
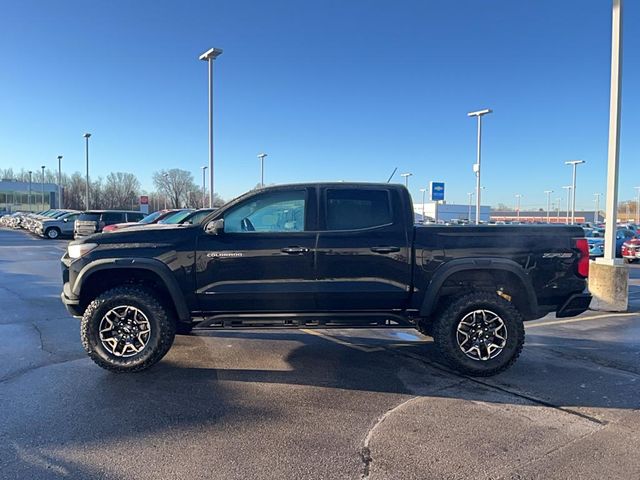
(60, 183, 591, 376)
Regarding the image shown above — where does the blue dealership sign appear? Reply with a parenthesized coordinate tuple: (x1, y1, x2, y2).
(430, 182, 445, 201)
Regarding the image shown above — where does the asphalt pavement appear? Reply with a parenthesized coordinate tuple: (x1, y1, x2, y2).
(0, 228, 639, 479)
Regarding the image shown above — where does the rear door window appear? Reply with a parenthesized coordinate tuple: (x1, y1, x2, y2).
(101, 212, 125, 225)
(324, 189, 393, 231)
(126, 212, 145, 222)
(78, 213, 100, 222)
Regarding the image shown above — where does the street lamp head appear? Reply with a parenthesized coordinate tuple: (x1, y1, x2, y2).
(562, 185, 572, 190)
(419, 188, 426, 193)
(57, 155, 63, 160)
(202, 165, 208, 171)
(467, 108, 492, 117)
(400, 172, 413, 177)
(257, 153, 267, 160)
(199, 47, 223, 61)
(564, 160, 585, 166)
(41, 165, 45, 170)
(83, 133, 91, 138)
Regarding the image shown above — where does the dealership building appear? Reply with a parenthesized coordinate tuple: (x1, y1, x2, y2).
(0, 179, 60, 213)
(490, 210, 604, 224)
(413, 202, 491, 223)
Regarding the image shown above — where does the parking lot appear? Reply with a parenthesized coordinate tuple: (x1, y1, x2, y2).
(1, 227, 639, 479)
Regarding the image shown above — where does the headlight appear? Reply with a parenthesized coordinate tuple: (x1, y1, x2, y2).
(68, 243, 98, 259)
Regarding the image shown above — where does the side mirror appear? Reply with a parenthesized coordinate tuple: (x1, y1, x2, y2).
(205, 218, 224, 235)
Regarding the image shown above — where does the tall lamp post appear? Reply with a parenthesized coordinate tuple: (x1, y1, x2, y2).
(40, 165, 45, 210)
(544, 190, 553, 223)
(201, 166, 208, 208)
(565, 160, 585, 224)
(28, 171, 32, 212)
(258, 153, 267, 187)
(83, 133, 91, 210)
(57, 155, 63, 209)
(467, 109, 492, 225)
(467, 192, 474, 222)
(556, 197, 561, 221)
(199, 47, 223, 208)
(163, 172, 169, 209)
(562, 186, 572, 224)
(594, 193, 602, 223)
(419, 188, 426, 223)
(515, 194, 522, 221)
(400, 172, 412, 189)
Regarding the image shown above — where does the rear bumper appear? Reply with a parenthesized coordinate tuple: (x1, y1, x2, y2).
(556, 293, 592, 318)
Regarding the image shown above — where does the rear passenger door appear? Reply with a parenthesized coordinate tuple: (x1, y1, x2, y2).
(315, 187, 412, 310)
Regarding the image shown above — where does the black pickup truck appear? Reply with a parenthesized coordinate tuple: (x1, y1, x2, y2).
(61, 183, 591, 376)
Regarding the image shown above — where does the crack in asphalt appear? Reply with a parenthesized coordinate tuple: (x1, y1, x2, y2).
(0, 356, 86, 385)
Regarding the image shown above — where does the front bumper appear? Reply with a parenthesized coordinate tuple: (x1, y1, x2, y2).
(61, 282, 83, 317)
(556, 293, 592, 318)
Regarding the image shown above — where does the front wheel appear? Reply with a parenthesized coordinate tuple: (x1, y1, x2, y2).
(432, 291, 524, 376)
(81, 286, 176, 373)
(45, 227, 60, 239)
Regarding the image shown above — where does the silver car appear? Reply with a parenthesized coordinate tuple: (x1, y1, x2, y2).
(35, 211, 80, 239)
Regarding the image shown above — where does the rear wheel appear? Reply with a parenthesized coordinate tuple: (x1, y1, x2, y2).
(45, 227, 60, 239)
(81, 286, 175, 373)
(432, 291, 524, 376)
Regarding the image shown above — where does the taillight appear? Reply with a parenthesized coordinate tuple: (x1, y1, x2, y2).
(575, 238, 589, 278)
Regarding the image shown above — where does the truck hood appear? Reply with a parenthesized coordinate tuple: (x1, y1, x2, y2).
(71, 223, 195, 246)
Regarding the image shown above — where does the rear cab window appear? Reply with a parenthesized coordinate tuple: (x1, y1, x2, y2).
(323, 188, 394, 231)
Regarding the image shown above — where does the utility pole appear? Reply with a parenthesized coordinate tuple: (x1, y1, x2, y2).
(544, 190, 553, 223)
(419, 188, 427, 223)
(565, 160, 585, 224)
(594, 193, 602, 224)
(201, 166, 208, 208)
(467, 108, 492, 224)
(400, 172, 413, 189)
(562, 186, 572, 224)
(199, 47, 223, 208)
(28, 171, 32, 212)
(57, 155, 63, 209)
(84, 133, 91, 210)
(467, 192, 474, 222)
(515, 194, 522, 221)
(258, 153, 267, 187)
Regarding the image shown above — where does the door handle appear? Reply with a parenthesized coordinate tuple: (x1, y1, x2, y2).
(281, 246, 310, 254)
(370, 246, 401, 254)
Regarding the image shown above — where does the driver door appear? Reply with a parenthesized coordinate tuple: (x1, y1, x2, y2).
(196, 187, 318, 313)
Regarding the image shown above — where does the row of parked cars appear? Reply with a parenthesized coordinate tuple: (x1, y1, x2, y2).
(0, 207, 217, 239)
(584, 223, 640, 262)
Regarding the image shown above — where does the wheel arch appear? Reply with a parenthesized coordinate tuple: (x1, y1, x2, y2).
(73, 258, 191, 323)
(419, 258, 539, 320)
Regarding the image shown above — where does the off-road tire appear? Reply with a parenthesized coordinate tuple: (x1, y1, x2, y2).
(432, 291, 524, 377)
(81, 286, 175, 373)
(45, 227, 60, 239)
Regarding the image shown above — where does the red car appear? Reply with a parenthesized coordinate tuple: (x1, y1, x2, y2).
(102, 209, 178, 232)
(621, 238, 640, 263)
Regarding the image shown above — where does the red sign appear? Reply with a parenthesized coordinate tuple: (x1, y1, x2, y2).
(140, 195, 149, 205)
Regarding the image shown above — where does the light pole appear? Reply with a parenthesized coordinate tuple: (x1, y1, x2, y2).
(562, 185, 572, 224)
(556, 197, 561, 221)
(84, 133, 91, 210)
(40, 165, 45, 210)
(258, 153, 267, 187)
(468, 108, 492, 225)
(28, 171, 32, 212)
(163, 172, 169, 209)
(201, 166, 208, 208)
(467, 192, 474, 222)
(419, 188, 426, 223)
(565, 160, 585, 224)
(634, 187, 640, 224)
(400, 172, 412, 189)
(199, 47, 223, 208)
(515, 194, 522, 221)
(594, 193, 602, 223)
(57, 155, 63, 209)
(544, 190, 553, 223)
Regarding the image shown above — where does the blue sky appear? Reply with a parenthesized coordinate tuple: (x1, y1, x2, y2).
(0, 0, 638, 210)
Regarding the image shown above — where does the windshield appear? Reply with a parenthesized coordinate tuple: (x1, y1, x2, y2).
(182, 209, 216, 225)
(139, 211, 164, 224)
(159, 209, 195, 224)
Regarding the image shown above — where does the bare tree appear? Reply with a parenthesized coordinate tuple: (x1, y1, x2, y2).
(104, 172, 141, 209)
(152, 169, 199, 208)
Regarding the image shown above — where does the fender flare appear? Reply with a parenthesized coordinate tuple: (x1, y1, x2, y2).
(419, 258, 539, 319)
(72, 257, 191, 322)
